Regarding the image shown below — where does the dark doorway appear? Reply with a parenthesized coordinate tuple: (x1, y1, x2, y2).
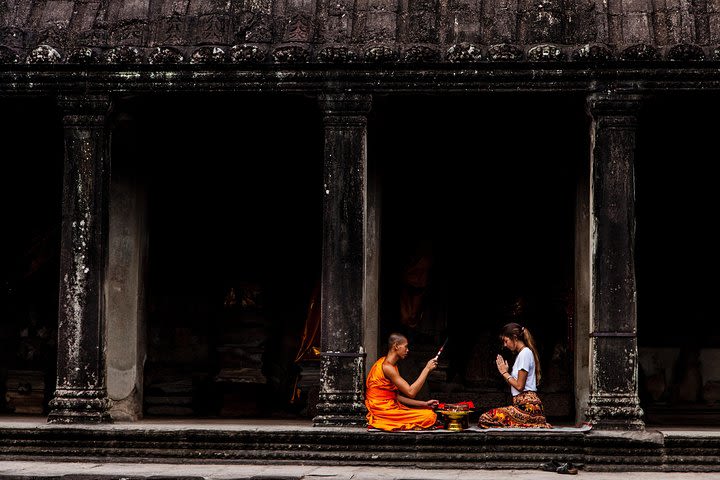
(128, 94, 323, 419)
(635, 93, 720, 425)
(0, 97, 63, 416)
(370, 93, 586, 423)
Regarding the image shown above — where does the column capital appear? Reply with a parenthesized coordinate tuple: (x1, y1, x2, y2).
(58, 94, 111, 127)
(586, 92, 645, 119)
(319, 93, 372, 124)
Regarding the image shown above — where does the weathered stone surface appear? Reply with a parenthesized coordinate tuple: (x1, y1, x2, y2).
(487, 43, 523, 60)
(147, 46, 184, 63)
(446, 43, 483, 62)
(527, 43, 565, 61)
(317, 45, 357, 63)
(0, 424, 719, 471)
(48, 94, 113, 425)
(667, 43, 705, 60)
(315, 94, 373, 427)
(572, 43, 614, 60)
(585, 93, 645, 431)
(1, 0, 719, 64)
(229, 44, 267, 63)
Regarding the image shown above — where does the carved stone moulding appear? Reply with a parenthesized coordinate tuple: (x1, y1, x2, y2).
(527, 44, 565, 61)
(667, 44, 705, 61)
(102, 46, 144, 64)
(109, 20, 149, 47)
(36, 22, 70, 50)
(401, 45, 440, 63)
(0, 27, 27, 50)
(230, 44, 267, 64)
(620, 43, 660, 61)
(487, 43, 523, 61)
(363, 44, 397, 63)
(148, 47, 185, 64)
(316, 46, 357, 64)
(446, 43, 483, 63)
(190, 46, 227, 64)
(66, 47, 99, 64)
(26, 45, 62, 64)
(572, 43, 614, 61)
(0, 46, 19, 64)
(271, 45, 310, 63)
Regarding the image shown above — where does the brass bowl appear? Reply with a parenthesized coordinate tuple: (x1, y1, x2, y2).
(438, 409, 473, 432)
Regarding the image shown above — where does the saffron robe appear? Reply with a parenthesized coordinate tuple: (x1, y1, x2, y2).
(365, 357, 438, 431)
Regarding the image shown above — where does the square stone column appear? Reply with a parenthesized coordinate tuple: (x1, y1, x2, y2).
(314, 93, 373, 426)
(48, 94, 112, 424)
(584, 92, 645, 430)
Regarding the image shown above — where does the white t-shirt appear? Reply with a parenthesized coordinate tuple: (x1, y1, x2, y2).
(510, 347, 537, 396)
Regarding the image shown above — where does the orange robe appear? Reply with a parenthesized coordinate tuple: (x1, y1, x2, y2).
(365, 357, 438, 431)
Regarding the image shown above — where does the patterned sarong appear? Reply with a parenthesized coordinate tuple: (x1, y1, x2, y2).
(477, 391, 552, 428)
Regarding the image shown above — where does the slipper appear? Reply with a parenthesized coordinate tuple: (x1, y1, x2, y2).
(539, 460, 560, 472)
(556, 462, 579, 475)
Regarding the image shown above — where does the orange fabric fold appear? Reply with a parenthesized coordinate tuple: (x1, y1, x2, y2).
(365, 357, 438, 431)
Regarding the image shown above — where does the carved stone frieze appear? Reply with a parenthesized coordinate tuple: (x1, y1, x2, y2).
(283, 13, 314, 42)
(0, 45, 18, 63)
(229, 44, 267, 63)
(317, 46, 357, 63)
(148, 47, 185, 64)
(527, 44, 565, 61)
(37, 22, 69, 50)
(152, 15, 186, 46)
(363, 44, 396, 62)
(109, 20, 148, 46)
(572, 43, 613, 61)
(272, 45, 309, 62)
(103, 46, 143, 64)
(66, 47, 98, 64)
(76, 26, 108, 48)
(193, 14, 230, 45)
(667, 44, 705, 61)
(408, 12, 438, 43)
(446, 43, 483, 62)
(487, 43, 523, 61)
(0, 27, 26, 49)
(234, 13, 273, 43)
(26, 45, 62, 63)
(190, 46, 227, 63)
(620, 43, 659, 61)
(402, 44, 439, 62)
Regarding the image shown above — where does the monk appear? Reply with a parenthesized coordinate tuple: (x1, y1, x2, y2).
(365, 333, 440, 431)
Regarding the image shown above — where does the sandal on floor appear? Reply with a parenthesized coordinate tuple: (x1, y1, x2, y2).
(539, 460, 560, 472)
(556, 462, 579, 475)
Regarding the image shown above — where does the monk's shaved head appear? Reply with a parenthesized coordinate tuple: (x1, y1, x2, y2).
(388, 333, 407, 351)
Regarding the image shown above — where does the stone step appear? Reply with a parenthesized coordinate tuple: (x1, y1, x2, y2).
(0, 424, 718, 472)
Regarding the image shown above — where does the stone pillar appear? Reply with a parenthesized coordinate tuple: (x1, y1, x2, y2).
(48, 94, 112, 424)
(574, 132, 591, 425)
(314, 93, 373, 427)
(584, 93, 644, 430)
(106, 110, 147, 421)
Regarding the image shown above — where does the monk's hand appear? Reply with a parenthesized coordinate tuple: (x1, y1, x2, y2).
(496, 354, 509, 374)
(425, 358, 438, 371)
(426, 399, 439, 409)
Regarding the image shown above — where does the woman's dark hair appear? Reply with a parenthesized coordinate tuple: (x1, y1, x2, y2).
(500, 322, 542, 384)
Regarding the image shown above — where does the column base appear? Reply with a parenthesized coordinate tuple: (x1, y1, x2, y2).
(48, 388, 112, 424)
(586, 393, 645, 430)
(313, 392, 367, 427)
